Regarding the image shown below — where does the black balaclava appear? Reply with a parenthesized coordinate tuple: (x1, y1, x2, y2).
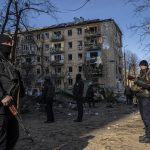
(0, 34, 12, 59)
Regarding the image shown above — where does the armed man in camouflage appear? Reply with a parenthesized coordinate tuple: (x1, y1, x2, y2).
(132, 60, 150, 143)
(0, 34, 20, 150)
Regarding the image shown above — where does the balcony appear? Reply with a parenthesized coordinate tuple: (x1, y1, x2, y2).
(51, 72, 64, 79)
(23, 50, 36, 55)
(85, 55, 102, 65)
(84, 43, 102, 51)
(84, 30, 101, 37)
(83, 64, 103, 78)
(86, 57, 97, 64)
(51, 59, 64, 66)
(51, 34, 64, 42)
(50, 47, 64, 54)
(17, 46, 36, 56)
(91, 68, 103, 76)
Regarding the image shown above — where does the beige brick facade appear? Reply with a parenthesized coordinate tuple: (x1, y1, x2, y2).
(16, 18, 123, 95)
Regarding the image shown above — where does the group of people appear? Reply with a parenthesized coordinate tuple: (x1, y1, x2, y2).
(42, 73, 84, 123)
(1, 34, 150, 150)
(26, 60, 150, 145)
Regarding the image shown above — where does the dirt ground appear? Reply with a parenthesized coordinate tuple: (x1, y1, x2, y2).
(14, 102, 150, 150)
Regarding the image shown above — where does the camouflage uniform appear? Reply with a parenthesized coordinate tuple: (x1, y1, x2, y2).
(0, 34, 20, 150)
(135, 69, 150, 139)
(0, 53, 19, 150)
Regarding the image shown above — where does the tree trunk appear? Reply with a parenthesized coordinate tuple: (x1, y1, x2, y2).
(11, 2, 21, 62)
(1, 0, 13, 34)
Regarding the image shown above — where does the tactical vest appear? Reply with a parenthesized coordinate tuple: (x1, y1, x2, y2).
(132, 69, 150, 94)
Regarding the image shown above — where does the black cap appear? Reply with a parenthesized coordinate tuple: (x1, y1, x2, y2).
(0, 34, 12, 44)
(139, 60, 149, 67)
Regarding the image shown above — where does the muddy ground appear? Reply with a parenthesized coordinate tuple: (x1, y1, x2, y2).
(14, 101, 150, 150)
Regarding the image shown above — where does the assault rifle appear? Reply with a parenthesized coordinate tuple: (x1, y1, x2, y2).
(8, 103, 34, 143)
(128, 75, 150, 84)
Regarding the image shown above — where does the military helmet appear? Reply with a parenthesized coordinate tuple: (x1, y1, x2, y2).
(139, 60, 149, 67)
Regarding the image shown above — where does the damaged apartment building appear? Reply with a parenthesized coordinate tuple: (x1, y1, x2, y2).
(16, 18, 123, 95)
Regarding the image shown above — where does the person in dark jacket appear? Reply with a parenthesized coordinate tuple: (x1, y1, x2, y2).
(42, 77, 55, 123)
(86, 84, 95, 108)
(105, 87, 115, 108)
(133, 60, 150, 143)
(0, 34, 19, 150)
(124, 86, 133, 105)
(73, 74, 84, 122)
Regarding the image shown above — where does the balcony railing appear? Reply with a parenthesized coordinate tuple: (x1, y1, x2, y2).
(51, 34, 64, 42)
(17, 47, 36, 56)
(50, 59, 64, 66)
(84, 43, 102, 50)
(86, 57, 97, 64)
(85, 56, 102, 65)
(83, 64, 103, 78)
(84, 30, 101, 37)
(50, 47, 64, 54)
(50, 72, 64, 79)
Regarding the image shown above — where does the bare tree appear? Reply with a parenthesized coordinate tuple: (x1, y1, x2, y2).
(127, 0, 150, 51)
(1, 0, 13, 34)
(20, 57, 46, 87)
(128, 53, 139, 78)
(15, 31, 50, 89)
(0, 0, 57, 61)
(125, 50, 139, 85)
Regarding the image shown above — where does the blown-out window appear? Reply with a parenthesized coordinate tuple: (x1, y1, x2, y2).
(68, 30, 72, 36)
(90, 52, 98, 58)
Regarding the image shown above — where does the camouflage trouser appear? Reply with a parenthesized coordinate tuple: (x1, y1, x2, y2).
(138, 97, 150, 138)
